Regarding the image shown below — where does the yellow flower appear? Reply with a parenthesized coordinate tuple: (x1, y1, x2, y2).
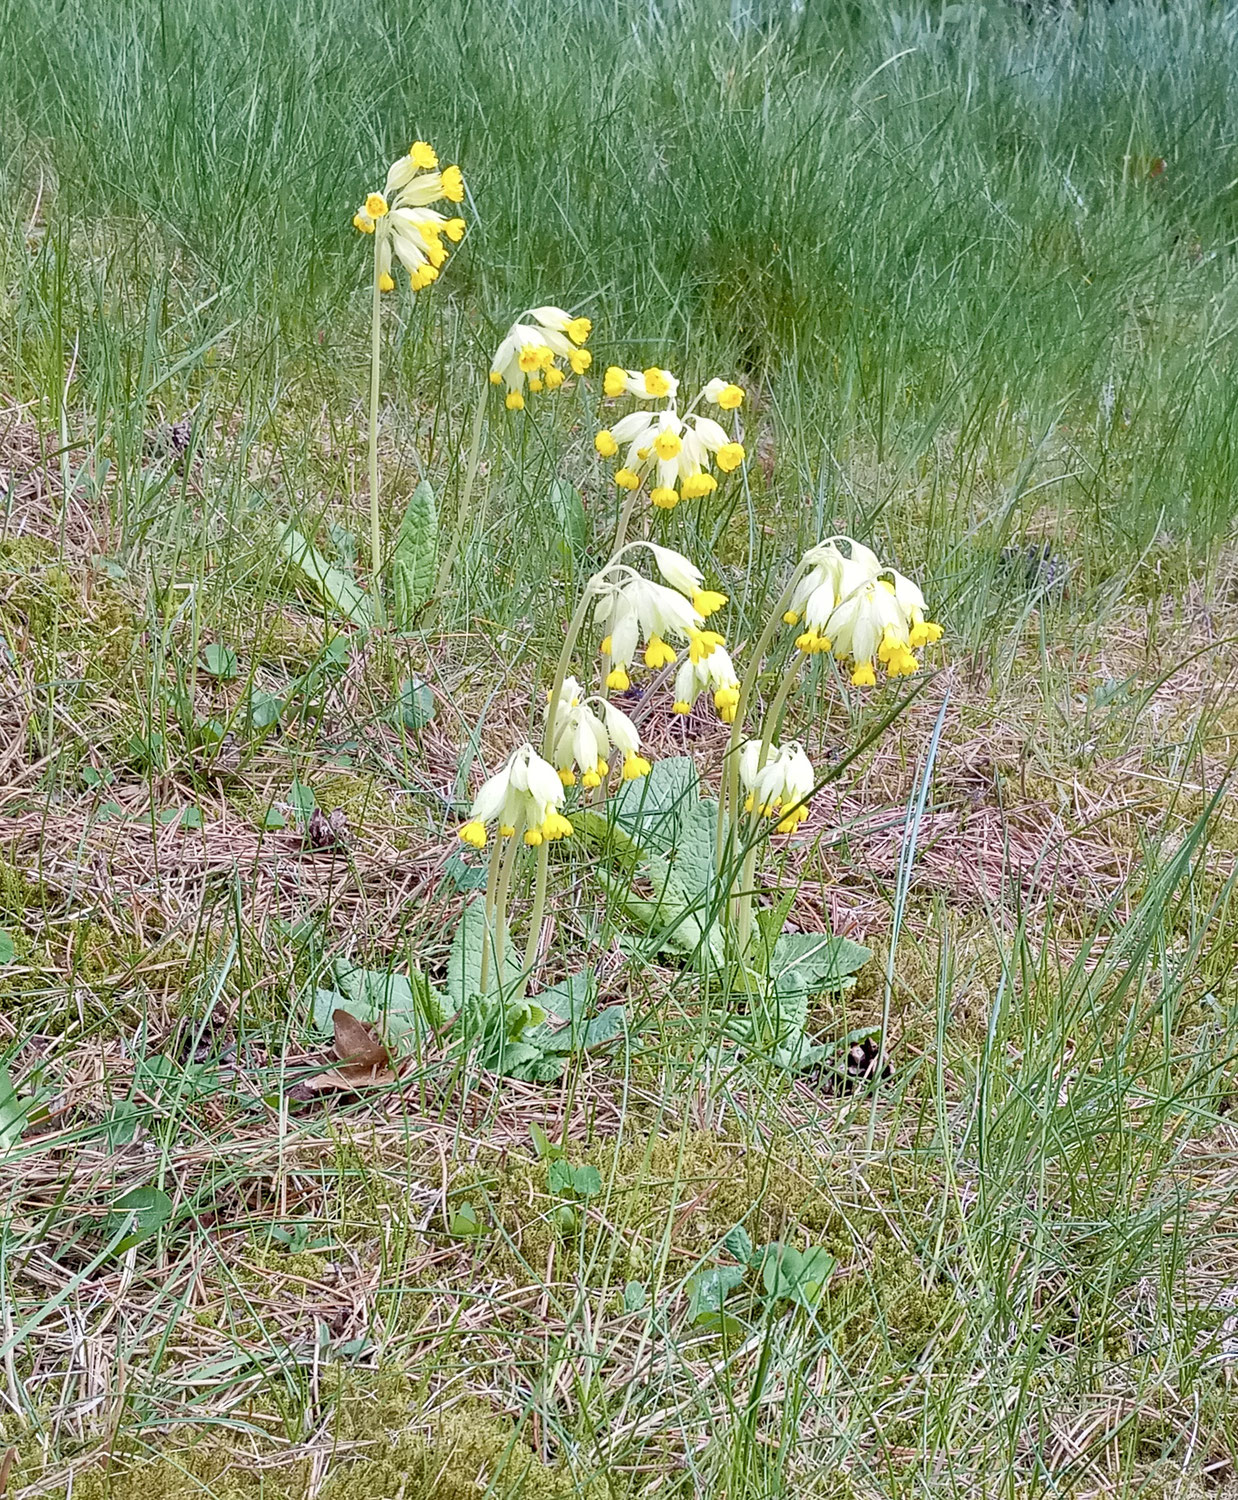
(459, 820, 486, 849)
(567, 317, 592, 344)
(694, 589, 727, 617)
(490, 308, 592, 404)
(716, 442, 745, 472)
(654, 430, 682, 461)
(595, 430, 618, 457)
(353, 211, 375, 234)
(505, 391, 525, 410)
(365, 192, 389, 218)
(643, 367, 671, 397)
(378, 272, 395, 292)
(441, 165, 465, 202)
(444, 217, 466, 242)
(643, 636, 677, 669)
(614, 468, 640, 490)
(410, 140, 439, 168)
(604, 366, 627, 398)
(704, 377, 745, 410)
(650, 487, 679, 509)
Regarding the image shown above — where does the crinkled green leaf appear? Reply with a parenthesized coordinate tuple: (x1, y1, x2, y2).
(280, 526, 373, 624)
(610, 756, 699, 854)
(446, 897, 521, 1010)
(389, 481, 438, 628)
(772, 932, 872, 995)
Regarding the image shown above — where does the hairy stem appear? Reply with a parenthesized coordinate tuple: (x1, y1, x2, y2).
(479, 829, 506, 998)
(367, 234, 384, 607)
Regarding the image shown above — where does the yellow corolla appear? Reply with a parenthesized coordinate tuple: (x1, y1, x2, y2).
(490, 306, 593, 407)
(457, 743, 573, 849)
(354, 142, 466, 292)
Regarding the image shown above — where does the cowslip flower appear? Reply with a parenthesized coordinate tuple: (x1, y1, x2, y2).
(603, 366, 679, 401)
(739, 740, 815, 834)
(596, 411, 743, 509)
(782, 540, 943, 685)
(545, 678, 651, 785)
(592, 567, 722, 692)
(596, 371, 746, 508)
(702, 378, 745, 410)
(783, 541, 883, 655)
(490, 306, 594, 410)
(458, 744, 572, 848)
(353, 141, 466, 292)
(672, 642, 740, 722)
(646, 544, 727, 618)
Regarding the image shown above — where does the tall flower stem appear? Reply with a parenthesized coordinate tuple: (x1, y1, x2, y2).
(714, 559, 812, 880)
(519, 580, 603, 980)
(479, 830, 507, 997)
(734, 651, 805, 953)
(367, 233, 385, 609)
(435, 382, 488, 599)
(492, 828, 522, 991)
(596, 490, 641, 698)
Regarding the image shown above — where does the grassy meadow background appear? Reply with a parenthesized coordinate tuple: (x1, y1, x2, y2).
(2, 0, 1238, 1495)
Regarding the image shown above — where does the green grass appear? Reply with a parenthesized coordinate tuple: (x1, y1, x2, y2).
(1, 0, 1238, 1495)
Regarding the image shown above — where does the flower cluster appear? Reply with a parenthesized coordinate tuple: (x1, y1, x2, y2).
(783, 541, 944, 686)
(595, 368, 747, 510)
(490, 307, 594, 410)
(592, 545, 728, 696)
(458, 744, 573, 849)
(739, 740, 815, 834)
(353, 141, 466, 291)
(544, 679, 651, 786)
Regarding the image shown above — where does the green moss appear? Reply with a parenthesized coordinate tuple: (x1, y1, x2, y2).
(47, 1390, 612, 1500)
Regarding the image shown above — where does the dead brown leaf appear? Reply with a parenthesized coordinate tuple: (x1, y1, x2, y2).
(288, 1009, 396, 1099)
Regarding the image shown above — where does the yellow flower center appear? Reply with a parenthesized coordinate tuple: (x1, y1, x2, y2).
(441, 165, 465, 202)
(409, 141, 439, 169)
(716, 442, 745, 473)
(654, 431, 682, 461)
(643, 368, 670, 397)
(717, 383, 744, 410)
(365, 192, 389, 218)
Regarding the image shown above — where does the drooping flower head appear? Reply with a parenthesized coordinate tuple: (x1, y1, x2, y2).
(595, 369, 746, 510)
(739, 740, 815, 834)
(458, 743, 572, 848)
(353, 141, 466, 292)
(673, 643, 741, 723)
(588, 548, 727, 692)
(490, 306, 593, 411)
(782, 539, 944, 686)
(544, 678, 651, 786)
